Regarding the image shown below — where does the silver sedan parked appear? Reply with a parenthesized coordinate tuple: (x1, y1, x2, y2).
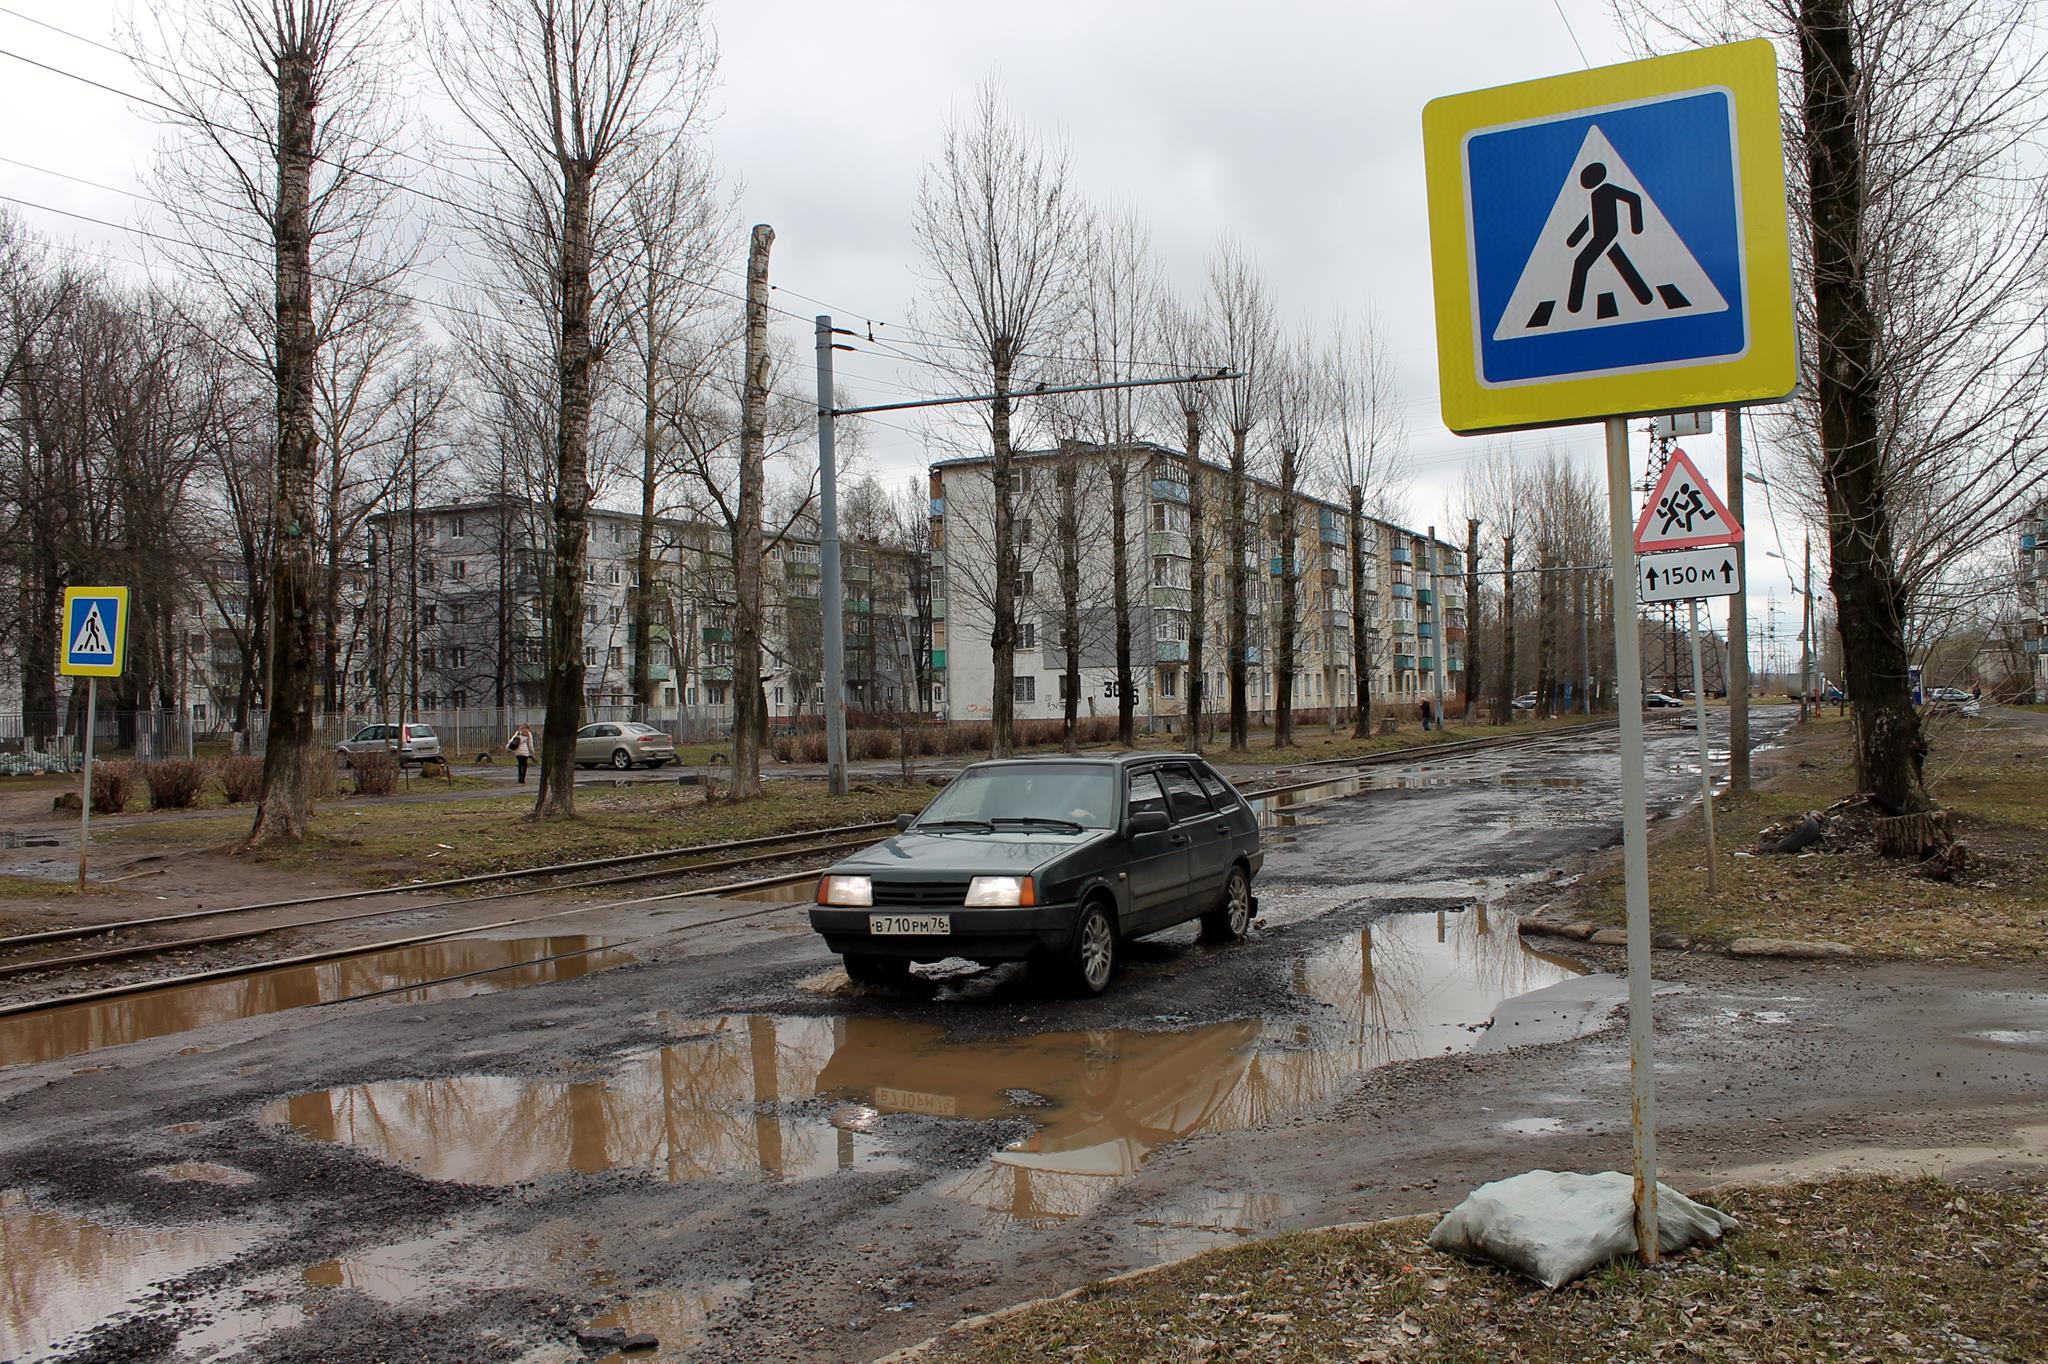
(574, 721, 677, 770)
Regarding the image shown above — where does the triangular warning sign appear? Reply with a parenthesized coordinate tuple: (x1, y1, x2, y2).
(71, 603, 113, 658)
(1634, 447, 1743, 552)
(1492, 125, 1729, 342)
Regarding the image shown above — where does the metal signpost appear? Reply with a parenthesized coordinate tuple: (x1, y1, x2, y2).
(60, 586, 129, 892)
(1425, 38, 1795, 1262)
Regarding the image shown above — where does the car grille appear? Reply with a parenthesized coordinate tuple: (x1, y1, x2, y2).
(871, 880, 971, 907)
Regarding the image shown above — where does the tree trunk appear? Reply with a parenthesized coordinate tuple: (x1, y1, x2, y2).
(1799, 0, 1928, 814)
(1183, 423, 1207, 754)
(1500, 534, 1517, 724)
(632, 307, 660, 709)
(1226, 428, 1249, 750)
(1274, 446, 1298, 749)
(1058, 441, 1081, 753)
(1464, 519, 1481, 721)
(247, 47, 322, 848)
(730, 225, 774, 799)
(533, 162, 598, 819)
(1350, 486, 1371, 738)
(1111, 451, 1135, 746)
(1535, 541, 1556, 718)
(989, 345, 1018, 757)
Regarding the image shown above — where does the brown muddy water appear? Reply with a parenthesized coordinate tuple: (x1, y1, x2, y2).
(0, 936, 637, 1071)
(265, 910, 1580, 1221)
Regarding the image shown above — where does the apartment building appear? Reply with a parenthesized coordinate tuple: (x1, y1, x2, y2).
(927, 442, 1466, 729)
(361, 499, 927, 724)
(2020, 505, 2047, 701)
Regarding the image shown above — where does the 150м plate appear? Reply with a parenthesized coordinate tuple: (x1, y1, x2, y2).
(869, 914, 951, 936)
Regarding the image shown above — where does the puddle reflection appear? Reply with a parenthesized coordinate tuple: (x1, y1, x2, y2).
(263, 912, 1578, 1233)
(0, 937, 636, 1071)
(0, 1189, 260, 1361)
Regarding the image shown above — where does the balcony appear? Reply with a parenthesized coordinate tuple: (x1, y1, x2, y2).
(1391, 582, 1413, 600)
(930, 648, 947, 669)
(1389, 546, 1412, 565)
(843, 563, 872, 584)
(1156, 639, 1189, 663)
(1392, 620, 1415, 636)
(515, 662, 547, 683)
(1417, 587, 1433, 607)
(1150, 530, 1190, 557)
(702, 664, 732, 682)
(930, 597, 946, 621)
(1244, 645, 1263, 665)
(1320, 524, 1345, 547)
(1418, 621, 1435, 639)
(931, 496, 946, 517)
(1151, 586, 1191, 611)
(1445, 625, 1467, 642)
(1150, 477, 1189, 504)
(1394, 653, 1416, 670)
(643, 664, 671, 682)
(701, 626, 731, 644)
(1439, 591, 1465, 611)
(1270, 556, 1295, 577)
(2024, 534, 2038, 551)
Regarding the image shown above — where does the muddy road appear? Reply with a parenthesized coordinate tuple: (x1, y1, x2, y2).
(4, 708, 2044, 1364)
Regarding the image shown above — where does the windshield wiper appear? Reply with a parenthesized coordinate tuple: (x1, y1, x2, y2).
(913, 818, 993, 833)
(991, 816, 1087, 833)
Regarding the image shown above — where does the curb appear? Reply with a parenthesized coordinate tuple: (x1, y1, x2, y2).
(871, 1211, 1432, 1363)
(1517, 916, 1859, 960)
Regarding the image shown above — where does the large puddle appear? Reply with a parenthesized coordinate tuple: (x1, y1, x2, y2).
(0, 936, 637, 1071)
(264, 911, 1583, 1225)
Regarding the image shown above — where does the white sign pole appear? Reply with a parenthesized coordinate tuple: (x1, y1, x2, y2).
(78, 676, 97, 893)
(1688, 598, 1720, 892)
(1603, 415, 1660, 1263)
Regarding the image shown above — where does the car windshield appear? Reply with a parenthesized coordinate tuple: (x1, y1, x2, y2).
(916, 764, 1116, 831)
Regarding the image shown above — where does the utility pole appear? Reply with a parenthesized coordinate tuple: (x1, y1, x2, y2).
(1427, 526, 1446, 727)
(816, 316, 852, 796)
(1464, 518, 1481, 722)
(1580, 568, 1593, 713)
(1800, 534, 1813, 719)
(1723, 407, 1751, 791)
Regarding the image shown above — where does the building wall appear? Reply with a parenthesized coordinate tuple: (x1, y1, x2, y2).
(929, 443, 1467, 730)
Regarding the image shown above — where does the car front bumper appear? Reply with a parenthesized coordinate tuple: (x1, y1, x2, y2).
(809, 903, 1080, 962)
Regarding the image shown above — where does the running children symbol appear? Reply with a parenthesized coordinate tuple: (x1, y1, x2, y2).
(1492, 126, 1729, 343)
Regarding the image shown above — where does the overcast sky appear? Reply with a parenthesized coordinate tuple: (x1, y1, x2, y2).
(0, 0, 1816, 672)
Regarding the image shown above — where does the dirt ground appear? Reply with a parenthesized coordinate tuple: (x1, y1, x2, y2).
(1, 705, 2043, 1364)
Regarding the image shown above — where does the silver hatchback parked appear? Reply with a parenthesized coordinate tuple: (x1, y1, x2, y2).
(574, 721, 677, 770)
(336, 722, 442, 767)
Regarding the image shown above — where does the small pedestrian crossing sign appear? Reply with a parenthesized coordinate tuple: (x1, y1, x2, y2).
(61, 586, 128, 677)
(1424, 39, 1796, 434)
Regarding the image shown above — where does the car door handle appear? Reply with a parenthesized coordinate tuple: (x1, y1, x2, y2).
(1214, 823, 1231, 834)
(1169, 833, 1188, 845)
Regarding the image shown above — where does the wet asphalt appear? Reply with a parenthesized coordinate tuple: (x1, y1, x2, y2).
(3, 707, 2045, 1364)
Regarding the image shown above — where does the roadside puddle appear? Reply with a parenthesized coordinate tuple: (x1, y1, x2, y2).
(0, 1189, 261, 1361)
(0, 936, 637, 1070)
(262, 911, 1585, 1236)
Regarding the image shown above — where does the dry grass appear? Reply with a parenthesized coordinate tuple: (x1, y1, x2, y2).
(100, 779, 935, 883)
(920, 1176, 2048, 1363)
(1570, 712, 2048, 961)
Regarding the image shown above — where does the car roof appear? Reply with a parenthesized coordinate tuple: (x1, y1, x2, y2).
(963, 752, 1209, 771)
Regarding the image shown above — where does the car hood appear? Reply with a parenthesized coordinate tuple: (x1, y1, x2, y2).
(830, 829, 1110, 878)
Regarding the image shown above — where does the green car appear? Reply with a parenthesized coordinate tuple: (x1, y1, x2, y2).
(810, 753, 1263, 996)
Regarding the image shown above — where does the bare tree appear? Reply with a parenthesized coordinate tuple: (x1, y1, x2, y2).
(1613, 0, 2048, 814)
(436, 0, 717, 817)
(1154, 294, 1216, 750)
(729, 224, 774, 798)
(1330, 312, 1408, 737)
(913, 80, 1084, 756)
(1207, 240, 1276, 751)
(133, 0, 410, 844)
(1266, 328, 1331, 749)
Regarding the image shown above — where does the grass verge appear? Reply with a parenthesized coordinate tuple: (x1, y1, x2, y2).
(101, 780, 936, 883)
(1566, 712, 2048, 961)
(918, 1176, 2047, 1363)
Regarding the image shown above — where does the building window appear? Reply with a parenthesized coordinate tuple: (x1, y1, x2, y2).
(451, 515, 465, 537)
(663, 687, 677, 705)
(421, 604, 438, 625)
(609, 604, 622, 624)
(420, 648, 436, 671)
(608, 647, 623, 668)
(774, 686, 785, 707)
(608, 565, 622, 585)
(1020, 570, 1034, 596)
(1057, 673, 1068, 700)
(587, 604, 598, 624)
(585, 646, 598, 666)
(452, 647, 467, 668)
(451, 560, 467, 580)
(932, 683, 945, 704)
(1160, 669, 1177, 698)
(1018, 621, 1036, 650)
(1008, 468, 1030, 495)
(451, 690, 466, 708)
(1014, 676, 1036, 703)
(1018, 517, 1033, 545)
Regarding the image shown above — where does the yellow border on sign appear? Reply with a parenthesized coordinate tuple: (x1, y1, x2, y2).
(1422, 39, 1796, 435)
(60, 585, 129, 678)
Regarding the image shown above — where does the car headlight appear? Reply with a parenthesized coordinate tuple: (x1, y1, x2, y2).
(965, 875, 1035, 907)
(817, 874, 872, 907)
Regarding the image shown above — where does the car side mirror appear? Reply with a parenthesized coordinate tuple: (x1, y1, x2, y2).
(894, 813, 915, 832)
(1127, 809, 1170, 836)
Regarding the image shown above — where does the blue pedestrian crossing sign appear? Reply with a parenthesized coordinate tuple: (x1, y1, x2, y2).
(61, 586, 129, 678)
(1424, 40, 1797, 435)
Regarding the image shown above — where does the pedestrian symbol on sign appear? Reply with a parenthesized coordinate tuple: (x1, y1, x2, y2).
(1492, 126, 1729, 342)
(71, 603, 113, 660)
(1654, 478, 1717, 538)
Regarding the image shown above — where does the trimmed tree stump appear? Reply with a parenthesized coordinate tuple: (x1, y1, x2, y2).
(1874, 809, 1951, 859)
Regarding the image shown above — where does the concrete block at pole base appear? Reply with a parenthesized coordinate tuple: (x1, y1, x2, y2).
(1727, 937, 1855, 959)
(1429, 1169, 1738, 1289)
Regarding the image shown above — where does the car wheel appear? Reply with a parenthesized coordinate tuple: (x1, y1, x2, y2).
(842, 954, 913, 988)
(1055, 901, 1118, 997)
(1200, 865, 1253, 944)
(610, 748, 634, 771)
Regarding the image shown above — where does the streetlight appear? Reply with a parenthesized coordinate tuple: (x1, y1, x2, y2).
(1764, 543, 1815, 715)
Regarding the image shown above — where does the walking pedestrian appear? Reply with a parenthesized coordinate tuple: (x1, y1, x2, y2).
(508, 724, 534, 784)
(1419, 696, 1434, 732)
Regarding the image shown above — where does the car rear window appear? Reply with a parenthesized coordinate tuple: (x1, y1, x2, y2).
(410, 724, 435, 737)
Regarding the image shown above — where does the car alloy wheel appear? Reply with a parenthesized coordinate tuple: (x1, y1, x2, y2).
(611, 749, 633, 770)
(1077, 906, 1115, 994)
(1201, 866, 1252, 944)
